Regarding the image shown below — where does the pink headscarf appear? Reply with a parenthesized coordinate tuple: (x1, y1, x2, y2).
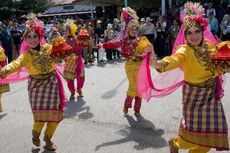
(20, 13, 46, 54)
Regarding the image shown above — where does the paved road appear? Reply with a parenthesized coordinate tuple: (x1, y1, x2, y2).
(0, 60, 229, 153)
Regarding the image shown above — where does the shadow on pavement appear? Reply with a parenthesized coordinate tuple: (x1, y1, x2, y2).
(101, 78, 126, 99)
(0, 113, 7, 120)
(31, 148, 40, 153)
(96, 62, 106, 67)
(64, 97, 93, 120)
(84, 63, 95, 68)
(95, 115, 167, 151)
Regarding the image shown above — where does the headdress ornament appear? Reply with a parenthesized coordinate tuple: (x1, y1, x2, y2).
(24, 13, 45, 37)
(64, 19, 78, 36)
(51, 36, 73, 57)
(76, 28, 91, 48)
(120, 7, 139, 31)
(182, 2, 208, 32)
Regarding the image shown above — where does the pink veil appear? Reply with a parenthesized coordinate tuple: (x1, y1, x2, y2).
(0, 37, 46, 83)
(137, 23, 219, 102)
(0, 38, 67, 108)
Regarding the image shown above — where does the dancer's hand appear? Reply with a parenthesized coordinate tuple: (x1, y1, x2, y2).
(94, 44, 102, 49)
(0, 68, 7, 79)
(145, 44, 157, 61)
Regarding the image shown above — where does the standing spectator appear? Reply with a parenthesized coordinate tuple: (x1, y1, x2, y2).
(216, 3, 227, 24)
(170, 5, 179, 18)
(112, 18, 121, 58)
(94, 20, 104, 45)
(18, 21, 25, 32)
(206, 3, 216, 17)
(154, 17, 167, 58)
(104, 23, 115, 61)
(208, 11, 219, 35)
(138, 18, 146, 36)
(149, 9, 159, 21)
(221, 14, 230, 41)
(142, 17, 157, 46)
(170, 18, 180, 50)
(94, 20, 104, 62)
(83, 22, 94, 64)
(10, 24, 22, 59)
(0, 24, 13, 63)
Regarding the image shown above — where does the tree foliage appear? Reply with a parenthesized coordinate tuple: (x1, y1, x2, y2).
(0, 0, 53, 20)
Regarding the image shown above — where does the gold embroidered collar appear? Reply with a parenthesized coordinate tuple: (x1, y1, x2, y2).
(190, 42, 216, 75)
(28, 46, 53, 73)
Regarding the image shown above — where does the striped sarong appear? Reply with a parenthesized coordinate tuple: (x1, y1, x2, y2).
(179, 83, 229, 150)
(28, 74, 63, 122)
(64, 57, 76, 80)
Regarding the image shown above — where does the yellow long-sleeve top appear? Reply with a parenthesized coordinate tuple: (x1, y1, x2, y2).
(160, 40, 219, 84)
(0, 47, 6, 62)
(2, 44, 54, 76)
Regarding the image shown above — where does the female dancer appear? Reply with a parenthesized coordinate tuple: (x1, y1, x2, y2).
(96, 7, 153, 117)
(0, 14, 66, 151)
(0, 45, 10, 112)
(63, 21, 85, 100)
(151, 2, 229, 152)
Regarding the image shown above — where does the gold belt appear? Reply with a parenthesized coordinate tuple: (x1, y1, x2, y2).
(30, 72, 54, 79)
(185, 78, 215, 88)
(125, 57, 143, 62)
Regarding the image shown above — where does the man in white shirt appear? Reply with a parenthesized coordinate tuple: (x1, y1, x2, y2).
(142, 17, 157, 45)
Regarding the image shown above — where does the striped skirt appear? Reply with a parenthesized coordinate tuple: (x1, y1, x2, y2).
(179, 83, 229, 150)
(64, 57, 76, 80)
(28, 74, 63, 122)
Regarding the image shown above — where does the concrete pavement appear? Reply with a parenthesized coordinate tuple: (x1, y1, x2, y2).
(0, 60, 229, 153)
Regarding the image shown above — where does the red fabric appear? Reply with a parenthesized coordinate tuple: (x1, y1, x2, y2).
(213, 44, 230, 60)
(51, 42, 72, 56)
(134, 97, 142, 112)
(124, 96, 133, 108)
(0, 60, 7, 67)
(103, 38, 138, 58)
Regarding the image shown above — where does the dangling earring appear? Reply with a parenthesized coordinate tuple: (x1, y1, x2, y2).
(184, 39, 188, 44)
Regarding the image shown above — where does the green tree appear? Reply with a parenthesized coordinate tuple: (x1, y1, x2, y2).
(18, 0, 53, 13)
(0, 0, 53, 20)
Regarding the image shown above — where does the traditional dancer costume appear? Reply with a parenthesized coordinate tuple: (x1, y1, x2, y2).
(149, 2, 229, 152)
(0, 46, 10, 112)
(63, 21, 85, 100)
(99, 7, 152, 117)
(0, 14, 66, 151)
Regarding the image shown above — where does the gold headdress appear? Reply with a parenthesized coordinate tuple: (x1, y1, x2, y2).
(183, 2, 208, 32)
(24, 13, 45, 37)
(64, 19, 78, 36)
(120, 7, 139, 31)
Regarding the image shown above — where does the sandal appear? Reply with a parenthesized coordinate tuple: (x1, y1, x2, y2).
(44, 136, 57, 151)
(123, 107, 128, 115)
(134, 112, 141, 118)
(69, 93, 75, 101)
(168, 138, 179, 153)
(32, 130, 40, 147)
(77, 89, 84, 97)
